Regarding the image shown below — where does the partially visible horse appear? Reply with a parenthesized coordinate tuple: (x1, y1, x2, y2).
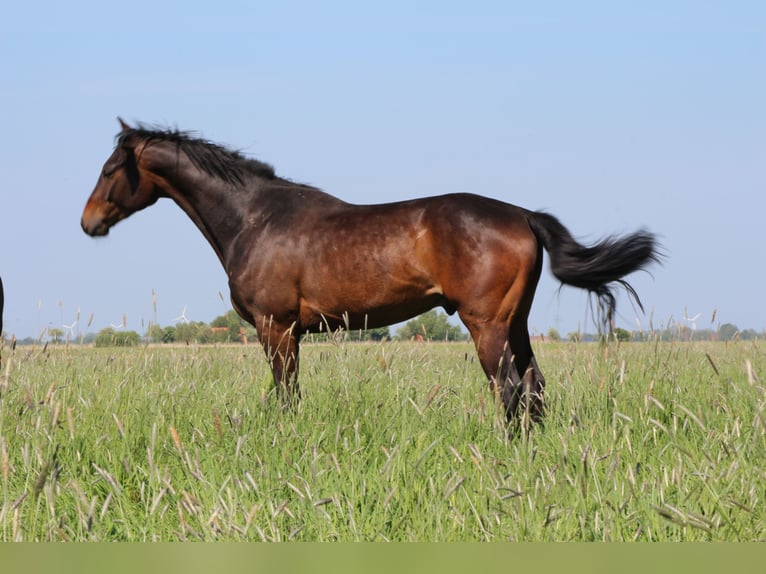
(0, 275, 4, 366)
(81, 120, 660, 423)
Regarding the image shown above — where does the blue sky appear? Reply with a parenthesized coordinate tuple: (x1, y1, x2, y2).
(1, 1, 764, 339)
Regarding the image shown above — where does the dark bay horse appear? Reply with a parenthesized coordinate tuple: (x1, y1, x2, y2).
(81, 120, 660, 423)
(0, 275, 4, 367)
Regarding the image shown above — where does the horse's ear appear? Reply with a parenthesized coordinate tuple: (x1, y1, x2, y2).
(117, 117, 132, 133)
(116, 117, 139, 155)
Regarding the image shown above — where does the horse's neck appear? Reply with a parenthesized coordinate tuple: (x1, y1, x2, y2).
(144, 142, 340, 270)
(159, 165, 254, 270)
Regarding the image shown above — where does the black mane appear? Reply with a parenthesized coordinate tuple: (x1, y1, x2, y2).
(120, 124, 277, 186)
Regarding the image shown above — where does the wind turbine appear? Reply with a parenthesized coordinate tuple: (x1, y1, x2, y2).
(62, 307, 81, 343)
(174, 306, 190, 324)
(62, 320, 78, 339)
(684, 308, 701, 339)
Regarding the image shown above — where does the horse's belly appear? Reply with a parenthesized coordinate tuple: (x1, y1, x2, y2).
(298, 289, 448, 333)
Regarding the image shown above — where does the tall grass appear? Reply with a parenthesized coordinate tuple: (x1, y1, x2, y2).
(0, 339, 763, 541)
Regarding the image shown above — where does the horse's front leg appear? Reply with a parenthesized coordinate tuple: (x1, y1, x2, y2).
(257, 318, 301, 405)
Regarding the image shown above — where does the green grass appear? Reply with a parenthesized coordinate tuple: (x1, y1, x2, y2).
(0, 339, 763, 541)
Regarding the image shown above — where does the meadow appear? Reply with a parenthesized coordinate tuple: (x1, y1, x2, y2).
(0, 338, 763, 541)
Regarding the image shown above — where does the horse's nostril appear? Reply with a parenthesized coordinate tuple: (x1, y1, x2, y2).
(81, 216, 108, 237)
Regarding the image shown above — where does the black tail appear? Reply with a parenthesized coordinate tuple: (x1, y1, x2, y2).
(527, 211, 661, 329)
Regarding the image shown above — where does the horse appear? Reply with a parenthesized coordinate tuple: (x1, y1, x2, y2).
(81, 119, 660, 424)
(0, 275, 4, 367)
(0, 275, 4, 341)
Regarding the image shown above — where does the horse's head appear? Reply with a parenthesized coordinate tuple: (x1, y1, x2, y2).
(81, 119, 162, 237)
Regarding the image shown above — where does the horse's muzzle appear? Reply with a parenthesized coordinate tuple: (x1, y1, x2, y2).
(81, 216, 109, 237)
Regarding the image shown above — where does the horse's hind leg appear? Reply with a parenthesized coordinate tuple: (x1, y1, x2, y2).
(462, 319, 545, 424)
(509, 323, 546, 423)
(461, 321, 523, 421)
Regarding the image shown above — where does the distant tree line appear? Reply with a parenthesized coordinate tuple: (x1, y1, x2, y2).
(545, 323, 763, 343)
(8, 309, 469, 347)
(93, 328, 141, 347)
(6, 311, 761, 347)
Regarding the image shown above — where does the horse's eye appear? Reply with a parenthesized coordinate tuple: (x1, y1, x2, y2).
(102, 168, 114, 179)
